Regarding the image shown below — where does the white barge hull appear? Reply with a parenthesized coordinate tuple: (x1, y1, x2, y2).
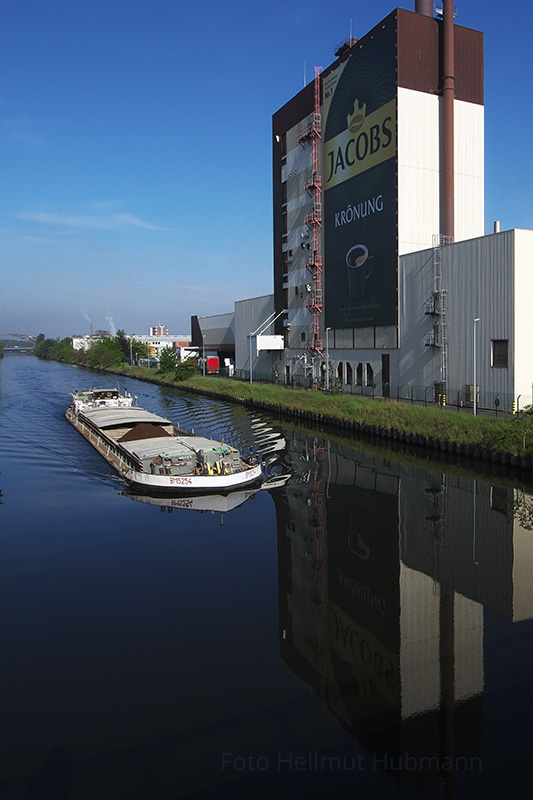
(120, 463, 263, 491)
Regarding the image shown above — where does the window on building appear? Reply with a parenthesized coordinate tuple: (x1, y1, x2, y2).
(301, 331, 306, 342)
(356, 362, 363, 385)
(465, 385, 477, 404)
(295, 286, 299, 296)
(492, 339, 508, 367)
(346, 362, 353, 385)
(337, 363, 343, 383)
(366, 363, 374, 387)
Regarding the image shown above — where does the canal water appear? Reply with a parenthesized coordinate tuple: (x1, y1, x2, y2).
(1, 355, 533, 799)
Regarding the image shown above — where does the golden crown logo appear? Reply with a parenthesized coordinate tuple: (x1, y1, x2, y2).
(347, 99, 366, 134)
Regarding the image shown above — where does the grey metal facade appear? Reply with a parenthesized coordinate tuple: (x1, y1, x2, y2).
(234, 294, 276, 376)
(399, 230, 525, 404)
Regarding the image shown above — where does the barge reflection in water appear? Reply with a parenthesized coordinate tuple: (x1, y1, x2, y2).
(121, 474, 288, 518)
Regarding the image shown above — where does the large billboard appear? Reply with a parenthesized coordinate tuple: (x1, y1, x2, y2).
(323, 21, 397, 329)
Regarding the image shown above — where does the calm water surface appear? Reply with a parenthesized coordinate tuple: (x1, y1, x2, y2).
(1, 355, 533, 799)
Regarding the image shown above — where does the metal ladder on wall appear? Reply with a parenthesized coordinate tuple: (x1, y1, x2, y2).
(432, 234, 451, 387)
(298, 67, 324, 357)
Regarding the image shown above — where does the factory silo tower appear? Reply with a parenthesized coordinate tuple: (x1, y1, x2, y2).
(273, 1, 483, 366)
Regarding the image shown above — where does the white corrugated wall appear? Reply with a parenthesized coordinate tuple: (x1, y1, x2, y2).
(398, 88, 484, 255)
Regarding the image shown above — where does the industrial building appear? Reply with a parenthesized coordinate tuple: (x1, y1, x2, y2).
(190, 311, 237, 372)
(194, 1, 532, 411)
(272, 0, 481, 387)
(269, 0, 529, 409)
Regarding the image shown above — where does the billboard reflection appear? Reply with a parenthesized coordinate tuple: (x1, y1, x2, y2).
(272, 432, 533, 788)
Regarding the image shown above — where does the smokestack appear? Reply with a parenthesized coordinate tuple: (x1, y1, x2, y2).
(494, 221, 501, 233)
(90, 323, 93, 336)
(442, 0, 455, 240)
(415, 0, 433, 16)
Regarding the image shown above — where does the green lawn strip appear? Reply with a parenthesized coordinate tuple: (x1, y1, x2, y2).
(94, 366, 532, 457)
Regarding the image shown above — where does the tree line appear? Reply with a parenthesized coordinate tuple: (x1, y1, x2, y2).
(32, 331, 198, 380)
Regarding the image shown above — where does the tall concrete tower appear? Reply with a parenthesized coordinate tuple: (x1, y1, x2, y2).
(272, 3, 483, 372)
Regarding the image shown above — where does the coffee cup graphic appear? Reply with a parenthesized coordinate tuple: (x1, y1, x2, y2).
(346, 244, 371, 298)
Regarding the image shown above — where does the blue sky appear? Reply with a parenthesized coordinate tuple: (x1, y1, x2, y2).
(1, 0, 532, 338)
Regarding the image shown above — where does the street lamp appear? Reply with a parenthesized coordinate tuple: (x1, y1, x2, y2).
(473, 317, 480, 415)
(249, 333, 253, 384)
(202, 334, 206, 377)
(325, 327, 331, 391)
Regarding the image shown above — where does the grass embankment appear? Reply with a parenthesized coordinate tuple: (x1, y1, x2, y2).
(101, 365, 532, 458)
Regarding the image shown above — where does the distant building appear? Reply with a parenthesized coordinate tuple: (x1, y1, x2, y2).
(72, 334, 104, 351)
(149, 325, 168, 336)
(130, 333, 191, 361)
(72, 330, 192, 363)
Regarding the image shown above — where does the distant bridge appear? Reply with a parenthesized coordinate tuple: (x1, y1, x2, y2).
(0, 333, 37, 342)
(0, 333, 37, 352)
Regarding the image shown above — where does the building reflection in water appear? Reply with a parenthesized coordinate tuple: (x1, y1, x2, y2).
(272, 432, 533, 791)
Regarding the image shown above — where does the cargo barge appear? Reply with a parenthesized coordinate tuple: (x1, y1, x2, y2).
(66, 388, 262, 492)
